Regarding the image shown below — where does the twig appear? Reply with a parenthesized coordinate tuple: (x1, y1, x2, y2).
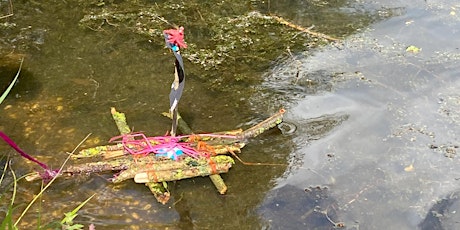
(238, 109, 285, 139)
(156, 15, 176, 28)
(15, 133, 92, 226)
(317, 207, 345, 228)
(286, 47, 302, 85)
(0, 0, 14, 19)
(89, 77, 99, 99)
(270, 14, 340, 42)
(228, 148, 285, 166)
(172, 192, 184, 206)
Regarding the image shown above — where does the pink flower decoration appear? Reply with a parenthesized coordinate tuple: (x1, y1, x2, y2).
(163, 26, 187, 49)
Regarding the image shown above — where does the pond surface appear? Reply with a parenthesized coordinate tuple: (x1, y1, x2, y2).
(1, 0, 459, 229)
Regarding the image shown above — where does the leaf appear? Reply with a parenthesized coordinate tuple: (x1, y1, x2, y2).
(0, 204, 15, 230)
(62, 212, 78, 225)
(404, 163, 415, 172)
(0, 58, 23, 105)
(63, 223, 84, 230)
(61, 193, 96, 225)
(405, 45, 421, 53)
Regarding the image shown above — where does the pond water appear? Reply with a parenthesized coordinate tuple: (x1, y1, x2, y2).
(1, 0, 459, 229)
(256, 1, 460, 229)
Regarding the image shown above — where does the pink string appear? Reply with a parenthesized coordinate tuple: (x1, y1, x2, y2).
(109, 132, 239, 159)
(0, 131, 58, 181)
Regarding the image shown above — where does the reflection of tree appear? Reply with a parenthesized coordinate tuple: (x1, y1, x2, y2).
(260, 0, 396, 35)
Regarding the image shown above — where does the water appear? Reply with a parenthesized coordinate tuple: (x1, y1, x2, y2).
(256, 1, 460, 229)
(1, 0, 459, 229)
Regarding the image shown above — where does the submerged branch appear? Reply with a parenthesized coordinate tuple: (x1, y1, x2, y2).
(270, 15, 341, 41)
(0, 0, 14, 19)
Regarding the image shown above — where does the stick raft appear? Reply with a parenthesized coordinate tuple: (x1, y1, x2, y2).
(26, 108, 284, 204)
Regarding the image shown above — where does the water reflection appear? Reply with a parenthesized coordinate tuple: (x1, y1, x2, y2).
(257, 0, 460, 229)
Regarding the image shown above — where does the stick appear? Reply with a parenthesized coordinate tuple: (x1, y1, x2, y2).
(161, 111, 192, 134)
(132, 156, 234, 183)
(111, 107, 171, 203)
(145, 182, 170, 205)
(238, 109, 285, 139)
(270, 15, 340, 41)
(73, 143, 125, 159)
(209, 174, 227, 194)
(0, 0, 13, 19)
(111, 107, 131, 135)
(163, 111, 230, 193)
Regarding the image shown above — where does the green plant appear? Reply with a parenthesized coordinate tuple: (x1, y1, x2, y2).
(0, 158, 18, 230)
(60, 194, 95, 230)
(0, 58, 23, 105)
(0, 134, 94, 229)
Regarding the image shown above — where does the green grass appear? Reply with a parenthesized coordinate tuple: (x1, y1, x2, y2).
(0, 158, 18, 230)
(0, 157, 95, 230)
(0, 134, 95, 229)
(0, 58, 23, 105)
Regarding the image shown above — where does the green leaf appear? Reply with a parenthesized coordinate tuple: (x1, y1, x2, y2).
(62, 212, 78, 225)
(63, 223, 84, 230)
(1, 161, 19, 230)
(0, 204, 15, 230)
(61, 193, 96, 225)
(0, 58, 23, 105)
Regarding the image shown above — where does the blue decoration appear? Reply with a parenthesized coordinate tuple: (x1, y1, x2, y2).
(157, 147, 184, 160)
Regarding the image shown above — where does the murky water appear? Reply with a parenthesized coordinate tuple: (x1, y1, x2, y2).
(1, 0, 459, 229)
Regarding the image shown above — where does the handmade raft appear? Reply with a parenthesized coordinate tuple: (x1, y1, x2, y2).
(26, 107, 285, 204)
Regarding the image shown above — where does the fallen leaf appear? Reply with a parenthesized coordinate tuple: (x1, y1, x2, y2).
(404, 164, 415, 172)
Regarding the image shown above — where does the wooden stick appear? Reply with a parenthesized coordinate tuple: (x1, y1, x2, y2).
(0, 0, 14, 19)
(145, 182, 170, 205)
(163, 111, 230, 194)
(132, 157, 233, 183)
(110, 107, 131, 135)
(73, 144, 125, 159)
(270, 15, 341, 41)
(209, 174, 227, 194)
(238, 108, 285, 139)
(161, 111, 192, 134)
(110, 107, 171, 203)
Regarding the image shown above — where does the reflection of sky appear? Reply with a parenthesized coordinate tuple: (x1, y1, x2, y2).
(258, 1, 460, 229)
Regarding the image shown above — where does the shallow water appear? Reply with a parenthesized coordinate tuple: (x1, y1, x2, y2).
(1, 0, 459, 229)
(256, 1, 460, 229)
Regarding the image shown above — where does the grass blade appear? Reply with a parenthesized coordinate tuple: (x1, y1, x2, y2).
(0, 58, 23, 105)
(0, 160, 18, 230)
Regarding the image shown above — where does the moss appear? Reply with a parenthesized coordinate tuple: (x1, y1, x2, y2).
(213, 155, 235, 164)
